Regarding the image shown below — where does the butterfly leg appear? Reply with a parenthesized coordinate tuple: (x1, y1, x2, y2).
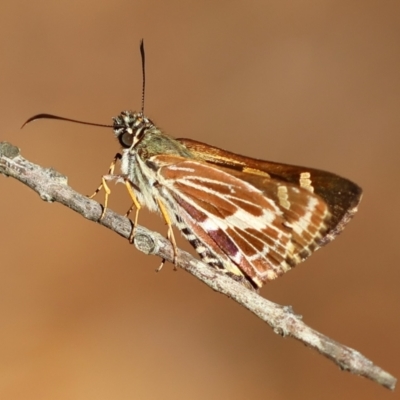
(155, 197, 178, 271)
(88, 153, 122, 220)
(124, 180, 142, 243)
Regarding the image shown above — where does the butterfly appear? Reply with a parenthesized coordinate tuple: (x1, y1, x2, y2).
(22, 41, 362, 289)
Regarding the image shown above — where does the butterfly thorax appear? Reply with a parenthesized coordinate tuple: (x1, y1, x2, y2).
(113, 110, 195, 213)
(113, 110, 194, 159)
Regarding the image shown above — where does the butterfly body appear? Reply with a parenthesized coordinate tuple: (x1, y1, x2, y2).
(113, 110, 362, 289)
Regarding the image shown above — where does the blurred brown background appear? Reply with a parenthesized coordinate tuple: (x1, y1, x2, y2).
(0, 1, 399, 399)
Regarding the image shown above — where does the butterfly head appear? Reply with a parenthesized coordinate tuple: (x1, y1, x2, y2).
(113, 110, 155, 149)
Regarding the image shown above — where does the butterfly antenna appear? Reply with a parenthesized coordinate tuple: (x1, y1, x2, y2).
(21, 113, 113, 129)
(140, 39, 146, 115)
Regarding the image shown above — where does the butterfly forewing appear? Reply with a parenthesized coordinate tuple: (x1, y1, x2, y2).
(151, 153, 333, 287)
(177, 138, 362, 245)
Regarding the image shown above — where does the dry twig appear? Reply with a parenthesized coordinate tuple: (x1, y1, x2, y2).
(0, 141, 396, 391)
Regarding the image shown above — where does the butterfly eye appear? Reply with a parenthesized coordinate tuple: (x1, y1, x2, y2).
(119, 131, 134, 148)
